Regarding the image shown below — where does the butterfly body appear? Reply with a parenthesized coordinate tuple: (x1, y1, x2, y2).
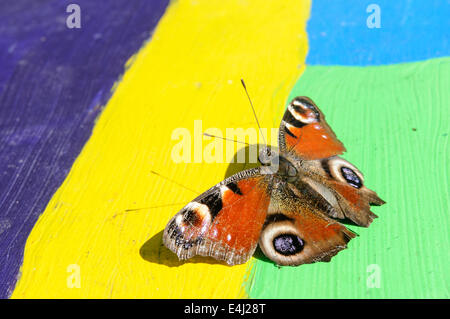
(163, 97, 385, 266)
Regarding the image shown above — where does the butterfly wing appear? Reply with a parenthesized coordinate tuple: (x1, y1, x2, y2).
(279, 96, 346, 160)
(278, 97, 385, 227)
(163, 167, 271, 265)
(299, 156, 385, 227)
(259, 182, 356, 266)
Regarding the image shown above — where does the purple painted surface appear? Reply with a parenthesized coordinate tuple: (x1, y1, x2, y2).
(0, 0, 169, 298)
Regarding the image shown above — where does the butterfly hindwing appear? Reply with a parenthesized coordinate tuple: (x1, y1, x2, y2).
(163, 168, 271, 265)
(258, 183, 356, 266)
(298, 156, 386, 227)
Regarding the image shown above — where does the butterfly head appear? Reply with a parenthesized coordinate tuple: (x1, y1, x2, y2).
(258, 146, 276, 166)
(259, 146, 297, 181)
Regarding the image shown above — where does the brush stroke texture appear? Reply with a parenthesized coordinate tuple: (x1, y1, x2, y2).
(11, 0, 310, 299)
(306, 0, 449, 65)
(0, 0, 169, 298)
(248, 58, 449, 298)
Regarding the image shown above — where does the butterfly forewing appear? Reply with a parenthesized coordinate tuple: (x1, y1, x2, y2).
(279, 96, 346, 160)
(278, 97, 385, 227)
(163, 168, 271, 265)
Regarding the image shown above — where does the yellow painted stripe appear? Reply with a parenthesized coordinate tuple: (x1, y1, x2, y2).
(12, 0, 310, 298)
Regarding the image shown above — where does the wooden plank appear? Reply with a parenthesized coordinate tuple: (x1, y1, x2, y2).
(249, 59, 450, 298)
(0, 0, 169, 298)
(11, 0, 310, 298)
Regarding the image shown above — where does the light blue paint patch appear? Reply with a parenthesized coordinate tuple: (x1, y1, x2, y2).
(307, 0, 449, 65)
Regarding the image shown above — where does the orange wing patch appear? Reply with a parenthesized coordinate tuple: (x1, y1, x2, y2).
(207, 178, 270, 253)
(259, 203, 356, 266)
(284, 122, 345, 160)
(163, 171, 270, 265)
(280, 97, 346, 160)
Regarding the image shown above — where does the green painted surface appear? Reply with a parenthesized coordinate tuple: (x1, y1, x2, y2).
(247, 57, 449, 298)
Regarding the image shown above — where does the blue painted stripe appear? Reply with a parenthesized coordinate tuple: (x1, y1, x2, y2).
(306, 0, 450, 65)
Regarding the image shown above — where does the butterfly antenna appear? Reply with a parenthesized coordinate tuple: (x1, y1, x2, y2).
(123, 203, 186, 213)
(150, 170, 199, 194)
(113, 202, 187, 220)
(203, 132, 249, 145)
(121, 171, 198, 215)
(241, 79, 267, 147)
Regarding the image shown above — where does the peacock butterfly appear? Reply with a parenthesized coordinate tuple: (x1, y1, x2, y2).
(163, 90, 385, 266)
